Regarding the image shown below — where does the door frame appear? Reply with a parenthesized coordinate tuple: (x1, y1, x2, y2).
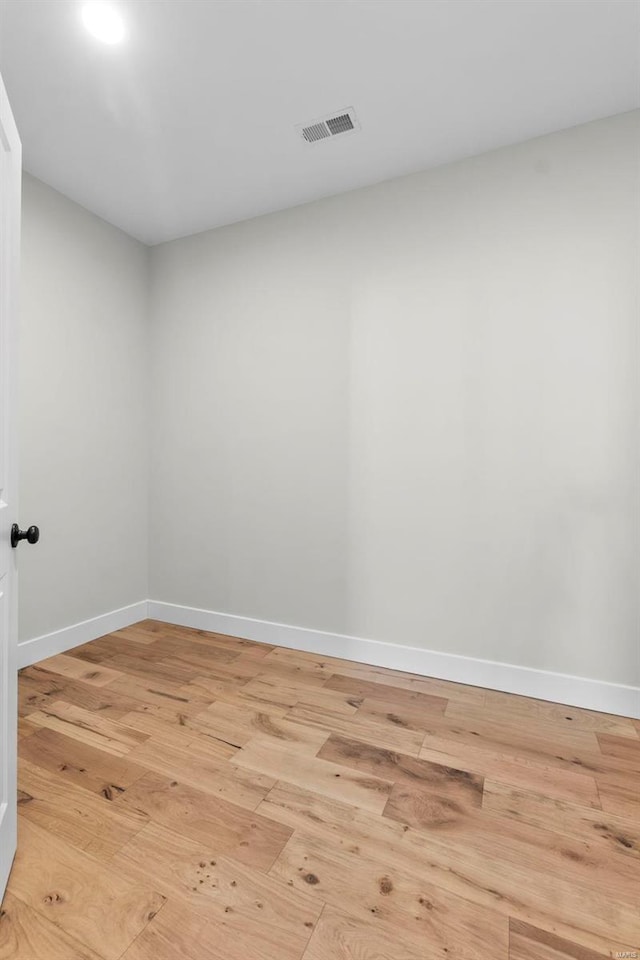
(0, 70, 21, 903)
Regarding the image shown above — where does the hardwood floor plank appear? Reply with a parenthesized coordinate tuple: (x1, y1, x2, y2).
(236, 737, 393, 814)
(125, 737, 274, 810)
(188, 700, 330, 752)
(418, 739, 601, 808)
(301, 905, 426, 960)
(19, 727, 148, 800)
(482, 779, 640, 861)
(439, 704, 640, 794)
(589, 753, 640, 791)
(17, 718, 38, 739)
(115, 772, 292, 871)
(0, 891, 103, 960)
(237, 672, 329, 714)
(231, 676, 335, 711)
(18, 674, 60, 717)
(383, 780, 479, 829)
(111, 821, 322, 959)
(356, 695, 447, 730)
(159, 641, 242, 667)
(119, 900, 274, 960)
(18, 758, 148, 860)
(178, 658, 266, 696)
(383, 784, 640, 902)
(317, 734, 484, 809)
(36, 654, 124, 687)
(181, 682, 291, 716)
(118, 708, 220, 749)
(258, 780, 409, 851)
(481, 691, 638, 737)
(24, 709, 135, 757)
(248, 661, 331, 688)
(261, 647, 336, 674)
(101, 652, 203, 685)
(508, 918, 616, 959)
(596, 779, 640, 819)
(116, 631, 251, 664)
(260, 781, 635, 955)
(324, 664, 486, 705)
(18, 667, 145, 720)
(128, 619, 180, 636)
(152, 623, 274, 659)
(269, 829, 509, 959)
(11, 620, 637, 960)
(268, 681, 364, 717)
(120, 695, 213, 727)
(105, 672, 213, 709)
(69, 635, 183, 664)
(400, 823, 639, 949)
(108, 625, 159, 645)
(323, 674, 453, 713)
(418, 711, 635, 805)
(436, 701, 602, 757)
(286, 703, 425, 756)
(119, 904, 222, 960)
(25, 701, 149, 757)
(596, 732, 640, 763)
(5, 820, 164, 960)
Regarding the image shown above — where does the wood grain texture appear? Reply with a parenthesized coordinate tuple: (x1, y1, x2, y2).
(481, 692, 637, 737)
(115, 772, 291, 871)
(0, 891, 103, 960)
(287, 702, 426, 756)
(596, 732, 640, 763)
(25, 700, 149, 756)
(235, 737, 394, 814)
(260, 783, 636, 956)
(508, 919, 612, 959)
(4, 620, 638, 960)
(323, 672, 452, 713)
(19, 727, 147, 799)
(269, 828, 509, 958)
(120, 899, 283, 960)
(6, 820, 164, 959)
(36, 654, 124, 687)
(110, 821, 322, 958)
(18, 666, 144, 720)
(301, 905, 426, 960)
(318, 733, 485, 808)
(125, 738, 275, 810)
(482, 779, 640, 861)
(418, 737, 602, 807)
(17, 758, 148, 860)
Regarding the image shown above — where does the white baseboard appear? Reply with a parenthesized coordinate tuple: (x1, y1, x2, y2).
(16, 597, 639, 718)
(17, 601, 149, 669)
(148, 600, 640, 719)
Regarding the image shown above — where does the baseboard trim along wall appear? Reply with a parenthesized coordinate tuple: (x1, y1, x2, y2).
(17, 600, 149, 670)
(16, 597, 639, 718)
(148, 600, 640, 719)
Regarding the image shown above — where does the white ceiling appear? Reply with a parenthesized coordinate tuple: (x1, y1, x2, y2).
(1, 0, 638, 245)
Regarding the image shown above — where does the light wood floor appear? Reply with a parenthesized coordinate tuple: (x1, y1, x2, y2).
(2, 620, 638, 959)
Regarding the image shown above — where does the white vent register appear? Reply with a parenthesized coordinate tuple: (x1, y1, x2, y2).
(296, 107, 360, 144)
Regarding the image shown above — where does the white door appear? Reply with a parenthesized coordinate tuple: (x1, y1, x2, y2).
(0, 71, 21, 903)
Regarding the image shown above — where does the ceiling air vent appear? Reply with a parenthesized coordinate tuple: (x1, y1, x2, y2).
(302, 122, 330, 143)
(297, 107, 360, 145)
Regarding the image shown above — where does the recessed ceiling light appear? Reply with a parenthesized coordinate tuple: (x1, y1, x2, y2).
(81, 2, 125, 44)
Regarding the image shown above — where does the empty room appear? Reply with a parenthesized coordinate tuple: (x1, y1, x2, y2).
(0, 1, 638, 958)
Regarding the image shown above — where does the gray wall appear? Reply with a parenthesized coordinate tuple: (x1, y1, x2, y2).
(149, 111, 640, 685)
(19, 174, 149, 642)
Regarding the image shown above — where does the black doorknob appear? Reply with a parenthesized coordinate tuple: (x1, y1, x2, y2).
(11, 524, 40, 548)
